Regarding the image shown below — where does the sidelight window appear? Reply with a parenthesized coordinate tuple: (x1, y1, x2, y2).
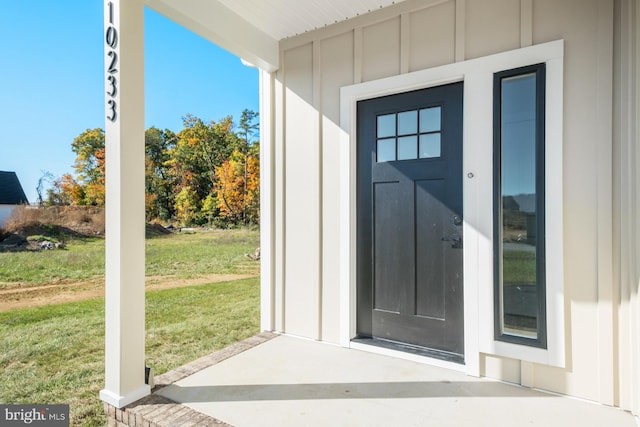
(493, 64, 546, 348)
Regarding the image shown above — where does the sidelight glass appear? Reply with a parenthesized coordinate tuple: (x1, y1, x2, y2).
(494, 64, 546, 347)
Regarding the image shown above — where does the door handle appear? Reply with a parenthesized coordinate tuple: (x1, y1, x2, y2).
(441, 234, 463, 248)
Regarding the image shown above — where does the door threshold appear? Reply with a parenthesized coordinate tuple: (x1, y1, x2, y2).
(351, 337, 466, 373)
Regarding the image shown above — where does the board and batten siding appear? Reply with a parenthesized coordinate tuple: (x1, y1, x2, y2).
(269, 0, 638, 412)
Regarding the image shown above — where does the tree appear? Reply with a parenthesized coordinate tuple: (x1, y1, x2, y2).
(48, 173, 85, 206)
(215, 150, 260, 224)
(70, 128, 106, 205)
(200, 193, 218, 225)
(174, 186, 199, 226)
(167, 114, 242, 225)
(36, 171, 55, 206)
(145, 127, 176, 221)
(237, 110, 259, 222)
(238, 109, 259, 152)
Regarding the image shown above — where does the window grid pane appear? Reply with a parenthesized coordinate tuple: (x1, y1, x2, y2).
(397, 136, 418, 160)
(419, 133, 441, 158)
(377, 138, 396, 162)
(377, 114, 396, 138)
(398, 111, 418, 135)
(376, 106, 442, 162)
(420, 107, 441, 133)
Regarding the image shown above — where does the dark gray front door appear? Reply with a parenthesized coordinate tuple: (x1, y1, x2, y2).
(356, 82, 464, 362)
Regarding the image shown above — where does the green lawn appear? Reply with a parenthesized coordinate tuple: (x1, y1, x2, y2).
(0, 228, 260, 288)
(0, 229, 261, 426)
(0, 277, 260, 426)
(0, 238, 105, 286)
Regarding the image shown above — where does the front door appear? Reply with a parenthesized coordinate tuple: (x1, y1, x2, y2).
(356, 82, 464, 363)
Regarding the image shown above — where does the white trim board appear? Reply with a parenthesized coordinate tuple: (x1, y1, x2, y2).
(339, 40, 565, 375)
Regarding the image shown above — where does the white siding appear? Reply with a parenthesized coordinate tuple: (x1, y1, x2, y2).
(270, 0, 637, 411)
(282, 43, 321, 339)
(408, 1, 456, 72)
(320, 32, 354, 343)
(361, 17, 400, 82)
(465, 0, 520, 59)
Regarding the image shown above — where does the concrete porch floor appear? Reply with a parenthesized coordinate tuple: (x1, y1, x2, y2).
(112, 332, 637, 427)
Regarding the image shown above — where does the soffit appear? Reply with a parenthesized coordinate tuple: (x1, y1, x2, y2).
(145, 0, 410, 71)
(216, 0, 408, 40)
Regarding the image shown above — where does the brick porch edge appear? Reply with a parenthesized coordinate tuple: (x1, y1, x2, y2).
(104, 332, 279, 427)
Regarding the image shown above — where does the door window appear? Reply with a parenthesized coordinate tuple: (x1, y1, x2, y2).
(376, 107, 442, 162)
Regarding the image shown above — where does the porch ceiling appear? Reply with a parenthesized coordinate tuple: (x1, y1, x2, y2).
(144, 0, 408, 72)
(216, 0, 408, 40)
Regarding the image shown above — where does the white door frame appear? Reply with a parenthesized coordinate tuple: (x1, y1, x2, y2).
(339, 40, 565, 375)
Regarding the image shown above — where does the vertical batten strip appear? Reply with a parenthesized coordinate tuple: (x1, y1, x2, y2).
(455, 0, 466, 62)
(400, 13, 410, 74)
(595, 0, 615, 407)
(629, 1, 640, 416)
(354, 27, 363, 84)
(277, 49, 287, 333)
(635, 0, 640, 414)
(520, 0, 533, 47)
(617, 0, 639, 412)
(259, 69, 276, 332)
(313, 40, 324, 341)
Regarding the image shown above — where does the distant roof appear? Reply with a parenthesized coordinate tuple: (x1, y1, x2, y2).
(0, 171, 29, 205)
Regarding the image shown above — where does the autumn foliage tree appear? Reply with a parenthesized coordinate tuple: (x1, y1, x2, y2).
(48, 111, 260, 227)
(215, 150, 259, 224)
(47, 128, 106, 206)
(71, 128, 106, 205)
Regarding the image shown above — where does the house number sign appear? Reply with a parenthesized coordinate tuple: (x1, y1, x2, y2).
(105, 1, 118, 122)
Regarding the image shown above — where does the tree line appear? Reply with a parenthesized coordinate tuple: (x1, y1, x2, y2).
(41, 110, 260, 226)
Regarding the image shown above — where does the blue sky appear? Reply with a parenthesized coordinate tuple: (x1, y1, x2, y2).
(0, 0, 259, 203)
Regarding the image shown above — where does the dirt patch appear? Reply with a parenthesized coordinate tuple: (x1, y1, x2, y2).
(0, 274, 258, 312)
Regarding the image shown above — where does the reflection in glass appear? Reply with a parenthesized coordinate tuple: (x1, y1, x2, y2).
(377, 114, 396, 138)
(397, 136, 417, 160)
(499, 72, 538, 339)
(398, 111, 417, 135)
(419, 133, 441, 158)
(420, 107, 441, 133)
(377, 138, 396, 162)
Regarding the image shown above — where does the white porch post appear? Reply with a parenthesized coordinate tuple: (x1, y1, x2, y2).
(99, 0, 149, 408)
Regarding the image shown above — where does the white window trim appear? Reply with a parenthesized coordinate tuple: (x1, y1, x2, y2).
(339, 40, 565, 374)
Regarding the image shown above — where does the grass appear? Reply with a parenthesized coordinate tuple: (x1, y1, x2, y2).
(0, 228, 260, 288)
(0, 228, 261, 426)
(503, 249, 536, 285)
(146, 228, 260, 278)
(0, 238, 105, 287)
(0, 277, 260, 426)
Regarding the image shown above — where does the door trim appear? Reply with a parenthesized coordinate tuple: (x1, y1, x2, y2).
(339, 40, 565, 375)
(342, 73, 475, 373)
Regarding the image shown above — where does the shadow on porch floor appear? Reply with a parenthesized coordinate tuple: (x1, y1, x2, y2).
(106, 332, 636, 427)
